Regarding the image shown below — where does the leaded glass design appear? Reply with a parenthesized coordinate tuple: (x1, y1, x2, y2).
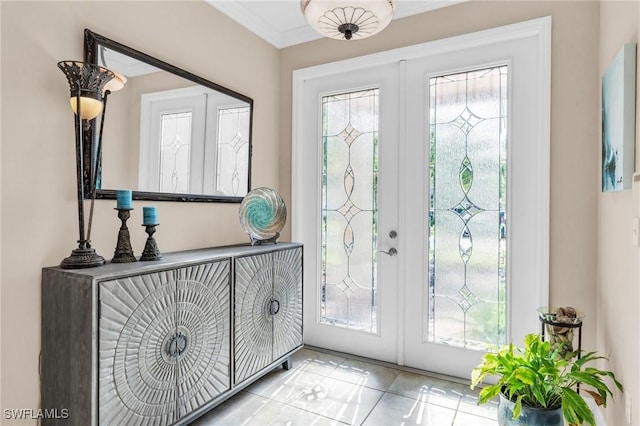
(216, 106, 250, 196)
(321, 89, 379, 333)
(159, 111, 192, 193)
(428, 66, 507, 349)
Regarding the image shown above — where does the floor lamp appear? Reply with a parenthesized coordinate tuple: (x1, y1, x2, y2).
(57, 61, 115, 269)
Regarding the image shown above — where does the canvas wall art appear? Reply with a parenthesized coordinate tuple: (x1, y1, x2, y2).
(602, 43, 636, 192)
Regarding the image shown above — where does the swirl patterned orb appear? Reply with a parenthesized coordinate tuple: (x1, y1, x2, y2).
(239, 187, 287, 241)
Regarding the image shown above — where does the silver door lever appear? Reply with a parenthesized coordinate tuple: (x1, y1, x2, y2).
(379, 248, 398, 256)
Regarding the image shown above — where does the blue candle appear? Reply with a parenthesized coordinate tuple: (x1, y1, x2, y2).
(143, 206, 158, 225)
(116, 190, 132, 209)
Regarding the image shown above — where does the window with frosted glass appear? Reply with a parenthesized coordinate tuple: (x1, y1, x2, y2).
(320, 89, 379, 333)
(428, 66, 507, 349)
(216, 106, 250, 196)
(159, 111, 192, 193)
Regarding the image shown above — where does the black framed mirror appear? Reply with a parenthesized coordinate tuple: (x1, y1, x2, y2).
(83, 29, 253, 202)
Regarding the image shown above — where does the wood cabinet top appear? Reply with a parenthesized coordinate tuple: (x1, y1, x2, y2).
(43, 242, 302, 281)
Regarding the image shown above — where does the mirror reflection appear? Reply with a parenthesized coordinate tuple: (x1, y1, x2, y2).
(84, 29, 253, 202)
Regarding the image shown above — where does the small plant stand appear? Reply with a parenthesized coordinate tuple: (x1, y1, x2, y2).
(538, 308, 583, 392)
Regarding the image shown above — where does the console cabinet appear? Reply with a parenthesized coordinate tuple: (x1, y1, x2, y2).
(41, 243, 302, 425)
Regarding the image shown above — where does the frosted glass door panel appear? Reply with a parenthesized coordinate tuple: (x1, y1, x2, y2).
(428, 67, 507, 349)
(321, 89, 379, 333)
(216, 106, 250, 196)
(160, 111, 193, 193)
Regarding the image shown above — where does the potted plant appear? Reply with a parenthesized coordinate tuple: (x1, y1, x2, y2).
(470, 333, 623, 426)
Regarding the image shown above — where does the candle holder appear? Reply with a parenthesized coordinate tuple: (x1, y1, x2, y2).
(111, 208, 137, 263)
(140, 224, 162, 261)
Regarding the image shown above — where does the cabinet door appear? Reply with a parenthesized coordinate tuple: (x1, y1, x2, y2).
(234, 248, 304, 384)
(234, 252, 274, 384)
(98, 260, 231, 425)
(272, 248, 303, 360)
(176, 261, 231, 419)
(99, 270, 179, 425)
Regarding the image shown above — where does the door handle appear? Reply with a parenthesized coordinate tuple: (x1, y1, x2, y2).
(268, 299, 280, 315)
(166, 332, 188, 358)
(379, 248, 398, 256)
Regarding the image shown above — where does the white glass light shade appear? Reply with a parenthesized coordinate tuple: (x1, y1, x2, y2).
(300, 0, 395, 40)
(69, 97, 104, 120)
(103, 72, 127, 93)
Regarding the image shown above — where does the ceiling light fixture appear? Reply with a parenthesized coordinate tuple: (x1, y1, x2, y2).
(300, 0, 395, 41)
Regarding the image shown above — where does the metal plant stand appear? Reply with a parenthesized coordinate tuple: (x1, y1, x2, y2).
(539, 309, 583, 392)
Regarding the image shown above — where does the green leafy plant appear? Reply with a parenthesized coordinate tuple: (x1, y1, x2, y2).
(470, 333, 623, 426)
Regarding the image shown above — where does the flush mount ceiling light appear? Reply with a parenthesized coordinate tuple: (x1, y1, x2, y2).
(300, 0, 395, 40)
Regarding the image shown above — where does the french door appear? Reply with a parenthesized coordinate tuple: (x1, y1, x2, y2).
(296, 63, 401, 362)
(293, 18, 551, 378)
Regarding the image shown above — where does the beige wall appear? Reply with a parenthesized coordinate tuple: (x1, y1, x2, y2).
(598, 2, 640, 425)
(281, 0, 635, 421)
(0, 1, 279, 421)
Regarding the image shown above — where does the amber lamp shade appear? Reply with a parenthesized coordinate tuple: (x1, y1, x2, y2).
(57, 61, 115, 119)
(69, 96, 104, 120)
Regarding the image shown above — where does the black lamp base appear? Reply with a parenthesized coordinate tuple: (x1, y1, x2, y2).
(61, 247, 106, 269)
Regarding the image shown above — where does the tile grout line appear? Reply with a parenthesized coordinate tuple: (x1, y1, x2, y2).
(357, 389, 386, 426)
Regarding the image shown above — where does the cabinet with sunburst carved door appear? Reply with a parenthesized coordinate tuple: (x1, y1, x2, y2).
(234, 246, 303, 384)
(41, 243, 302, 426)
(98, 261, 231, 424)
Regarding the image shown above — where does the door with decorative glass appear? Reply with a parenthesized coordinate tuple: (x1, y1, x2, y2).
(296, 63, 400, 362)
(293, 18, 550, 378)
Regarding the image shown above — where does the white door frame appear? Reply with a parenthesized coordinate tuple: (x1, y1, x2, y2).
(292, 17, 551, 368)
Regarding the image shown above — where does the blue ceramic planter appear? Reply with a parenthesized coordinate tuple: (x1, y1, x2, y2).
(498, 392, 563, 426)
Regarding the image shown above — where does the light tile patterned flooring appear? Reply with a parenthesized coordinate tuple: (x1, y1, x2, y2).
(192, 347, 498, 425)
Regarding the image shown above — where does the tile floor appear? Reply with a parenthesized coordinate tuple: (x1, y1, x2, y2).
(192, 347, 498, 425)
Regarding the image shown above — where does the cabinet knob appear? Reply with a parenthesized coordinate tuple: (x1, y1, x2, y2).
(166, 332, 188, 358)
(268, 299, 280, 315)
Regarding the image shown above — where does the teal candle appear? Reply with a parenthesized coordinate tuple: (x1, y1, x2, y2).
(143, 206, 158, 225)
(116, 190, 132, 209)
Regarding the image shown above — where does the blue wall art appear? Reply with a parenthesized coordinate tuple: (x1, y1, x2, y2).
(602, 43, 636, 192)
